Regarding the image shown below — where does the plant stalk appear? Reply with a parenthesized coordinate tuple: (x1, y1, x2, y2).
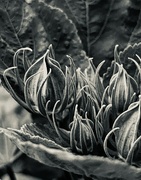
(0, 164, 16, 180)
(5, 164, 17, 180)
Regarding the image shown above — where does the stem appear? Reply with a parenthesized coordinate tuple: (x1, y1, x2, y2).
(0, 165, 7, 178)
(5, 164, 17, 180)
(0, 164, 16, 180)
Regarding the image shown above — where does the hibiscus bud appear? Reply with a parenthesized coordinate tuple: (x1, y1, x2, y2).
(2, 46, 76, 118)
(70, 105, 96, 155)
(109, 64, 138, 117)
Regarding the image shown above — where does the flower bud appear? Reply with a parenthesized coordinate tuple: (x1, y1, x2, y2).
(2, 45, 76, 118)
(70, 105, 96, 155)
(109, 64, 138, 117)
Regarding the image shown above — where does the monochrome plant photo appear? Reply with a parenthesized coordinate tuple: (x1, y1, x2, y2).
(0, 0, 141, 179)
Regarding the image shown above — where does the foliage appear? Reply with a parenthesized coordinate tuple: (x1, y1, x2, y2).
(1, 0, 141, 180)
(1, 43, 141, 179)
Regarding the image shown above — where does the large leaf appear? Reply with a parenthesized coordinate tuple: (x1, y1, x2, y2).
(20, 123, 67, 147)
(25, 0, 88, 69)
(0, 0, 35, 69)
(44, 0, 141, 68)
(119, 43, 141, 76)
(8, 122, 69, 150)
(0, 0, 88, 74)
(1, 127, 141, 180)
(1, 128, 67, 152)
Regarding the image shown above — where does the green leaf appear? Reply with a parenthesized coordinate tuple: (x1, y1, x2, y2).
(0, 0, 24, 49)
(25, 0, 88, 70)
(119, 43, 141, 77)
(1, 127, 67, 151)
(0, 0, 35, 69)
(129, 8, 141, 45)
(45, 0, 141, 68)
(21, 122, 70, 148)
(2, 127, 141, 180)
(0, 0, 88, 74)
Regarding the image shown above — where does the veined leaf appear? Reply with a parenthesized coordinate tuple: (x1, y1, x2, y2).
(1, 127, 67, 151)
(25, 0, 88, 70)
(0, 0, 23, 49)
(21, 123, 70, 147)
(1, 127, 141, 180)
(0, 0, 35, 73)
(0, 0, 88, 75)
(45, 0, 141, 69)
(119, 43, 141, 77)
